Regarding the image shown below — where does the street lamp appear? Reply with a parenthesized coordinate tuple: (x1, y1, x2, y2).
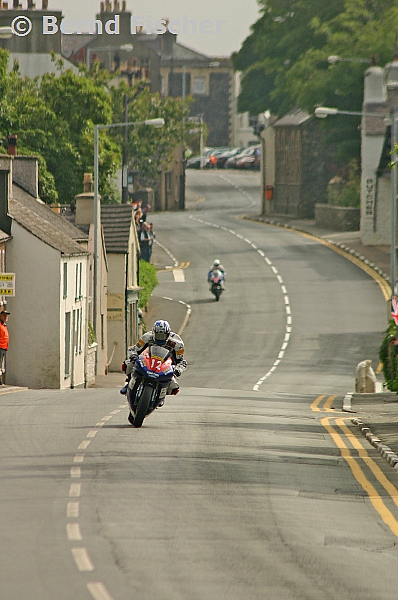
(93, 118, 164, 343)
(315, 105, 397, 295)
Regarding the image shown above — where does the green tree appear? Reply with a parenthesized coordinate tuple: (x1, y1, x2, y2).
(110, 82, 190, 183)
(233, 0, 398, 168)
(0, 50, 191, 205)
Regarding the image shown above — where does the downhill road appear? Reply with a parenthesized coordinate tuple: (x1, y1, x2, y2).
(1, 169, 396, 600)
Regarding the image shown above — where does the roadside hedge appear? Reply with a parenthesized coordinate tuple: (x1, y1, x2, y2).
(379, 320, 398, 391)
(138, 259, 158, 310)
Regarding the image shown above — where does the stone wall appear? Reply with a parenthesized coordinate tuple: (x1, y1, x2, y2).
(315, 204, 360, 231)
(86, 344, 97, 388)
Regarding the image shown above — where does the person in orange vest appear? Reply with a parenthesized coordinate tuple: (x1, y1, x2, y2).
(0, 309, 10, 385)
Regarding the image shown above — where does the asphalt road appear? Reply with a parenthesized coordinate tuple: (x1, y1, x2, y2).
(1, 170, 398, 600)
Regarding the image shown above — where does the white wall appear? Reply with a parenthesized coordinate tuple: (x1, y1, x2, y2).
(6, 222, 89, 389)
(60, 255, 89, 389)
(6, 223, 61, 388)
(360, 132, 386, 245)
(107, 253, 126, 372)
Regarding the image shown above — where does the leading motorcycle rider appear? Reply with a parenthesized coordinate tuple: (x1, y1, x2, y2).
(120, 319, 187, 399)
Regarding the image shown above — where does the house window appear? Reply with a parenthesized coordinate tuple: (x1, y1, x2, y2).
(75, 264, 79, 301)
(79, 262, 83, 299)
(75, 308, 83, 355)
(193, 76, 206, 94)
(65, 312, 71, 377)
(63, 263, 68, 298)
(75, 262, 83, 300)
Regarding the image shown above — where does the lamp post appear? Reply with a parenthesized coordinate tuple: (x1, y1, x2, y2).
(93, 118, 164, 343)
(315, 105, 397, 295)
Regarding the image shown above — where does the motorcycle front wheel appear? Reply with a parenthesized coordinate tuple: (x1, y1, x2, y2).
(133, 385, 153, 427)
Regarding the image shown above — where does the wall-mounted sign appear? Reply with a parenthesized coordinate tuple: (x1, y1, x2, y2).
(107, 292, 124, 321)
(0, 273, 15, 296)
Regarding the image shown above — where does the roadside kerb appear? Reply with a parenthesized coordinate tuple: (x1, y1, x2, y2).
(352, 417, 398, 469)
(244, 216, 391, 301)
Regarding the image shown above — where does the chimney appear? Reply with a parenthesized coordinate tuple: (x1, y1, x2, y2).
(7, 135, 17, 157)
(74, 173, 95, 225)
(83, 172, 93, 193)
(363, 66, 386, 104)
(12, 156, 39, 198)
(161, 30, 177, 57)
(0, 156, 13, 236)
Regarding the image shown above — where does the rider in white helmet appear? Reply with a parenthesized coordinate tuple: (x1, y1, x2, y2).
(120, 319, 187, 399)
(208, 259, 226, 289)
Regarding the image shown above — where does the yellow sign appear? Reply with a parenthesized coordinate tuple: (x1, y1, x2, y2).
(107, 292, 123, 321)
(0, 273, 15, 296)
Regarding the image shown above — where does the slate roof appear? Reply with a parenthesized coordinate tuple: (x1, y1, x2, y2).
(12, 185, 88, 243)
(61, 34, 97, 59)
(273, 109, 311, 127)
(101, 204, 133, 254)
(10, 185, 89, 256)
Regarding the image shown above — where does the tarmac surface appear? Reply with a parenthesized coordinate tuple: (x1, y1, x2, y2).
(5, 206, 394, 473)
(92, 210, 398, 473)
(246, 213, 398, 474)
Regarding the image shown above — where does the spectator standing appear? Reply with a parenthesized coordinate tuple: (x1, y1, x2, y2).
(0, 309, 10, 384)
(140, 222, 151, 262)
(132, 198, 142, 212)
(141, 204, 151, 223)
(134, 209, 143, 231)
(148, 222, 155, 262)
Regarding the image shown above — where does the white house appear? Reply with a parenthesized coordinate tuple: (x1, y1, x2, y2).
(360, 59, 398, 247)
(101, 204, 141, 372)
(0, 154, 90, 389)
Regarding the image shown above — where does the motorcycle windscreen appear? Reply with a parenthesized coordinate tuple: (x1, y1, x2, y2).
(149, 345, 170, 360)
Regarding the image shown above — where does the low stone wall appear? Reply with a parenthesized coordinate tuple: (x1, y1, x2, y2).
(315, 204, 360, 232)
(86, 344, 97, 387)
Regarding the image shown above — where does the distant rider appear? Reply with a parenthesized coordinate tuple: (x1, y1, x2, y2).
(120, 320, 187, 400)
(208, 259, 226, 289)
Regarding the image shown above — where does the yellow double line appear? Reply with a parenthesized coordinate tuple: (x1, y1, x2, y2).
(311, 394, 398, 536)
(310, 394, 337, 412)
(322, 416, 398, 537)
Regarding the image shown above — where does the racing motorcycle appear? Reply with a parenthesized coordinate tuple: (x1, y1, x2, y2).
(209, 269, 224, 301)
(126, 345, 178, 427)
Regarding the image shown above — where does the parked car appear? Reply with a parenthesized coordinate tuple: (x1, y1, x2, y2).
(214, 147, 243, 168)
(207, 147, 231, 168)
(226, 145, 261, 169)
(235, 146, 261, 170)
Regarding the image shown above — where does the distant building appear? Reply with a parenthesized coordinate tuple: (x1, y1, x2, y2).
(360, 61, 397, 246)
(62, 2, 234, 147)
(0, 2, 77, 77)
(264, 109, 332, 219)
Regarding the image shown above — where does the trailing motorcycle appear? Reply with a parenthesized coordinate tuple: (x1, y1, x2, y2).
(209, 269, 224, 301)
(126, 344, 177, 427)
